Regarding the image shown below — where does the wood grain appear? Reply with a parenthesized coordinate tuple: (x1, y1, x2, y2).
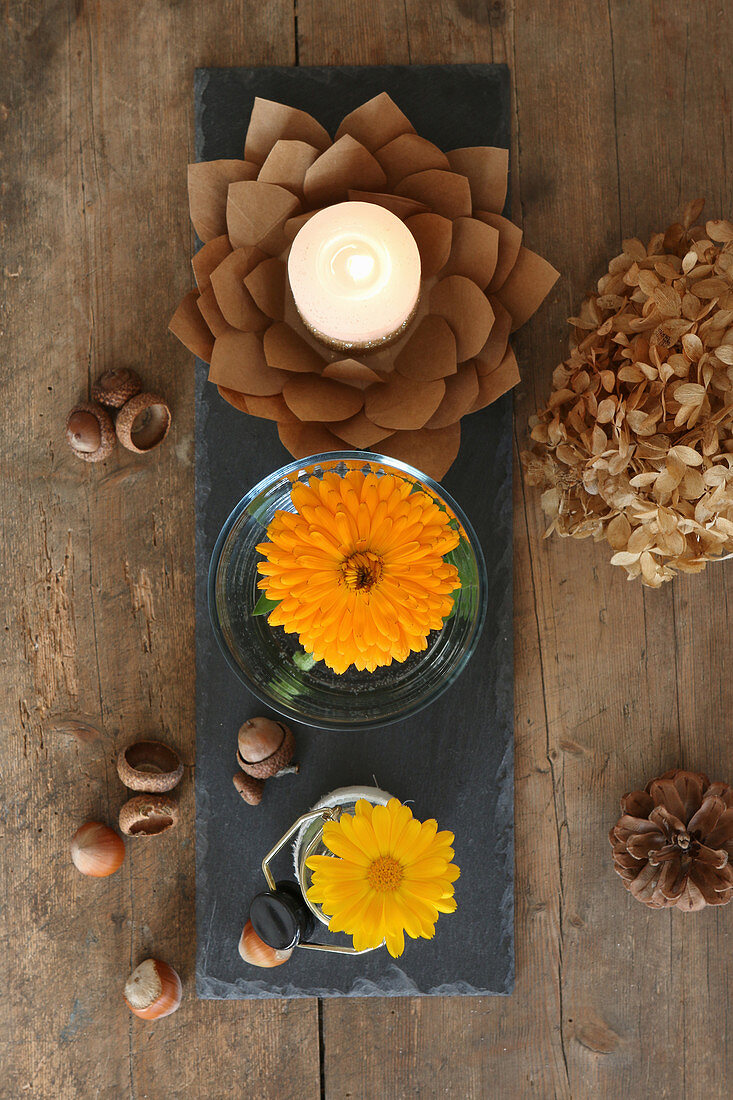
(1, 2, 318, 1098)
(1, 0, 732, 1097)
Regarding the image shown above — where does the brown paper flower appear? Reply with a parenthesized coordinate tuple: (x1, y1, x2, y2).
(170, 93, 558, 479)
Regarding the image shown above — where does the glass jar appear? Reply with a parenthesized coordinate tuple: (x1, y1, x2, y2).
(292, 786, 393, 927)
(249, 787, 393, 957)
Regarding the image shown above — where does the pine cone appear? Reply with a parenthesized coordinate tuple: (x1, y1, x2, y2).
(609, 768, 733, 911)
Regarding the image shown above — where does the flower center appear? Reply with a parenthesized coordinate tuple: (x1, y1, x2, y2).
(367, 855, 404, 893)
(341, 551, 383, 592)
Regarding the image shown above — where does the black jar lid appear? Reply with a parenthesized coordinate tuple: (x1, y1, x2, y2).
(250, 880, 315, 951)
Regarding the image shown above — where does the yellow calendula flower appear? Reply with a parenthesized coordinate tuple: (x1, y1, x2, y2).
(255, 469, 461, 673)
(306, 798, 460, 958)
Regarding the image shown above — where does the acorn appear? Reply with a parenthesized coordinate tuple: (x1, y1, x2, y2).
(65, 402, 116, 463)
(232, 771, 264, 806)
(118, 794, 178, 837)
(238, 920, 292, 968)
(116, 741, 183, 793)
(91, 368, 143, 409)
(237, 717, 297, 779)
(116, 392, 171, 454)
(124, 959, 182, 1020)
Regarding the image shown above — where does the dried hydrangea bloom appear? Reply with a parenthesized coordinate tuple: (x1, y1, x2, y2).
(170, 93, 558, 480)
(524, 199, 733, 586)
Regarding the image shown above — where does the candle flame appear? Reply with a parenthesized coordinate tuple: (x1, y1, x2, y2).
(345, 252, 375, 283)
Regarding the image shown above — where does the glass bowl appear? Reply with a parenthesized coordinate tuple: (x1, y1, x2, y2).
(208, 451, 487, 731)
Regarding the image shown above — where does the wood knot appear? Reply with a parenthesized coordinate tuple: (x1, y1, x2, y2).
(573, 1016, 621, 1054)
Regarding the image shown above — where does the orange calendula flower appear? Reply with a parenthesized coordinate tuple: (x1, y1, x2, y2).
(306, 798, 460, 958)
(255, 470, 461, 673)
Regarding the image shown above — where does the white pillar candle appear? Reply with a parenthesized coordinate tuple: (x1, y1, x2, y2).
(287, 201, 421, 351)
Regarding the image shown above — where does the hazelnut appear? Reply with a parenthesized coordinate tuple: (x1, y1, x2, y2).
(70, 821, 125, 877)
(239, 920, 292, 968)
(91, 368, 143, 409)
(66, 402, 116, 463)
(124, 959, 182, 1020)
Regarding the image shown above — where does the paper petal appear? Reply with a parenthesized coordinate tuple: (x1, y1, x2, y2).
(335, 92, 415, 152)
(474, 299, 513, 376)
(209, 330, 284, 395)
(440, 216, 499, 290)
(395, 170, 472, 220)
(347, 191, 427, 219)
(470, 347, 520, 412)
(364, 372, 445, 430)
(394, 315, 457, 381)
(425, 363, 479, 428)
(197, 285, 229, 337)
(473, 211, 523, 291)
(188, 160, 258, 242)
(304, 136, 387, 207)
(446, 147, 508, 214)
(263, 323, 325, 373)
(210, 247, 269, 331)
(322, 359, 384, 389)
(244, 258, 287, 321)
(379, 423, 461, 481)
(227, 181, 300, 253)
(284, 210, 321, 241)
(217, 386, 249, 413)
(245, 97, 331, 165)
(494, 246, 560, 331)
(241, 393, 299, 424)
(375, 134, 449, 189)
(278, 420, 348, 459)
(405, 213, 453, 277)
(329, 411, 395, 448)
(258, 140, 321, 196)
(169, 290, 215, 363)
(431, 276, 495, 361)
(283, 375, 364, 422)
(192, 235, 232, 292)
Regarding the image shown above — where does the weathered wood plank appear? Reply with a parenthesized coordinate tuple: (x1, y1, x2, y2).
(605, 7, 733, 1097)
(0, 2, 319, 1097)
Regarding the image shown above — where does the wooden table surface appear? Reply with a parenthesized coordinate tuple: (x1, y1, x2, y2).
(3, 2, 732, 1097)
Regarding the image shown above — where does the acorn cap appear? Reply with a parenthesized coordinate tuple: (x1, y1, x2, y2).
(116, 741, 183, 792)
(119, 794, 178, 836)
(116, 393, 171, 453)
(66, 402, 116, 463)
(237, 719, 295, 779)
(233, 771, 264, 805)
(91, 368, 143, 409)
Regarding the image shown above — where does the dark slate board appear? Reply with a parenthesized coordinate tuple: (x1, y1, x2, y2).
(195, 64, 514, 998)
